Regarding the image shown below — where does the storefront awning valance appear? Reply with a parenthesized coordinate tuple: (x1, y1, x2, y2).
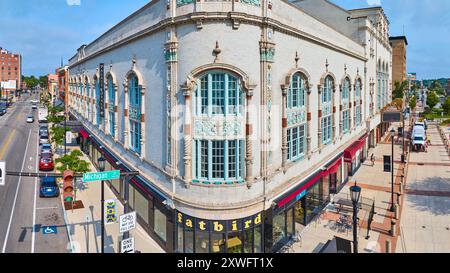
(79, 129, 89, 139)
(276, 171, 323, 208)
(344, 140, 365, 163)
(322, 157, 343, 177)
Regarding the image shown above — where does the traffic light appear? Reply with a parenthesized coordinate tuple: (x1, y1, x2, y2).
(63, 170, 74, 202)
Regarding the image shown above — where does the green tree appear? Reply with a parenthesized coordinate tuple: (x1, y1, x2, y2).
(409, 95, 417, 110)
(50, 125, 70, 147)
(442, 97, 450, 115)
(393, 80, 408, 99)
(55, 150, 90, 174)
(426, 91, 440, 109)
(39, 75, 48, 89)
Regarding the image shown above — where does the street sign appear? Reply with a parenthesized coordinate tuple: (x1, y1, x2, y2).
(104, 199, 118, 225)
(119, 211, 136, 233)
(0, 161, 5, 186)
(83, 170, 120, 183)
(120, 237, 135, 253)
(42, 226, 58, 235)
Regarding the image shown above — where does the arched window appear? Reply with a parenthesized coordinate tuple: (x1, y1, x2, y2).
(287, 72, 307, 161)
(355, 79, 362, 127)
(107, 76, 115, 137)
(85, 80, 89, 118)
(95, 78, 101, 126)
(193, 71, 245, 184)
(342, 78, 351, 134)
(377, 62, 381, 111)
(321, 76, 333, 145)
(196, 72, 243, 116)
(128, 74, 141, 154)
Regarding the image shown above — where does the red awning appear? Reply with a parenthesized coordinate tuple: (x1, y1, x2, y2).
(79, 129, 89, 139)
(277, 172, 323, 208)
(323, 158, 343, 176)
(344, 140, 364, 163)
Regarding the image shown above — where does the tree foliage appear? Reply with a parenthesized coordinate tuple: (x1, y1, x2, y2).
(426, 91, 440, 109)
(55, 150, 90, 174)
(409, 95, 417, 110)
(393, 80, 408, 99)
(443, 97, 450, 115)
(50, 125, 70, 147)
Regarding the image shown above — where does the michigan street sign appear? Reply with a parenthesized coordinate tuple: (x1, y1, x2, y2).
(83, 170, 120, 183)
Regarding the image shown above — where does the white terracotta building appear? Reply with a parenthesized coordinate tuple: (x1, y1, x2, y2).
(67, 0, 392, 253)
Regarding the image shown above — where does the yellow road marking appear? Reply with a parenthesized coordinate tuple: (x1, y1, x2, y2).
(0, 128, 17, 160)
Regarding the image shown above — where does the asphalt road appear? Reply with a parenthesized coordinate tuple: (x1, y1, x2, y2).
(0, 94, 69, 253)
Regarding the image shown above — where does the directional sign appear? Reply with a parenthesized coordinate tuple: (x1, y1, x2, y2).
(104, 199, 118, 225)
(120, 237, 135, 253)
(83, 170, 120, 183)
(119, 212, 136, 233)
(0, 161, 5, 186)
(42, 226, 58, 235)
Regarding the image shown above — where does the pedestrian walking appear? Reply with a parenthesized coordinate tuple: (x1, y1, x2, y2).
(370, 154, 375, 166)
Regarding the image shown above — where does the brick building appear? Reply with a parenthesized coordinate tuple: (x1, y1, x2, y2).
(0, 47, 22, 98)
(389, 36, 408, 89)
(56, 66, 69, 109)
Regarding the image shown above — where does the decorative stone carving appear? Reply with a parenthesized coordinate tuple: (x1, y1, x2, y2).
(241, 0, 261, 7)
(286, 109, 307, 127)
(194, 117, 245, 139)
(176, 0, 194, 7)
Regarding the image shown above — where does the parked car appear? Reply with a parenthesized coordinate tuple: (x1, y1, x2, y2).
(39, 134, 49, 145)
(39, 177, 59, 198)
(27, 115, 34, 123)
(39, 155, 54, 171)
(32, 105, 38, 110)
(39, 127, 49, 136)
(40, 144, 53, 155)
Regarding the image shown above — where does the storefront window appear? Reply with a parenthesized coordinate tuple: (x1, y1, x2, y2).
(154, 206, 167, 242)
(254, 225, 262, 253)
(227, 231, 243, 253)
(195, 229, 210, 253)
(294, 199, 306, 226)
(176, 225, 184, 252)
(272, 212, 286, 245)
(128, 184, 135, 210)
(135, 190, 149, 225)
(185, 228, 194, 253)
(243, 228, 253, 253)
(211, 232, 226, 253)
(305, 183, 321, 223)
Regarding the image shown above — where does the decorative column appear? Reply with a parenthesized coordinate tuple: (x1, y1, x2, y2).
(182, 78, 196, 188)
(306, 84, 312, 159)
(332, 83, 337, 143)
(339, 84, 343, 138)
(123, 80, 130, 149)
(259, 28, 275, 180)
(317, 84, 323, 151)
(114, 83, 119, 142)
(281, 84, 288, 169)
(165, 28, 179, 176)
(140, 85, 146, 161)
(245, 89, 254, 188)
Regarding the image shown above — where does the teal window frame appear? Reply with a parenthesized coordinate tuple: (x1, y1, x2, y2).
(355, 80, 361, 126)
(342, 78, 350, 134)
(95, 80, 101, 126)
(194, 139, 245, 183)
(321, 76, 333, 145)
(128, 75, 141, 155)
(287, 124, 306, 161)
(108, 76, 115, 137)
(196, 72, 243, 117)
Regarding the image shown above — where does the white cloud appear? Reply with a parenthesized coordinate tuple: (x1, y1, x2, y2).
(66, 0, 81, 5)
(367, 0, 381, 6)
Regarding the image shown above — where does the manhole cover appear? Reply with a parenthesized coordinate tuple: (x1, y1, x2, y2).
(64, 200, 85, 210)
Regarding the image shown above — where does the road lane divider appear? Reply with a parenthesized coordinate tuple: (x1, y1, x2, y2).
(0, 128, 17, 160)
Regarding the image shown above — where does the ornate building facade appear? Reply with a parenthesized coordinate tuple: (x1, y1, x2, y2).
(67, 0, 392, 253)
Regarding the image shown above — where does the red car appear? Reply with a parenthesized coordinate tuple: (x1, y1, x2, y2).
(39, 155, 54, 171)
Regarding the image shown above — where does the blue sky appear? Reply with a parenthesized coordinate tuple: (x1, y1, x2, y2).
(0, 0, 448, 80)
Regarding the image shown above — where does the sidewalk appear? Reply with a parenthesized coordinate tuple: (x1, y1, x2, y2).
(291, 121, 408, 253)
(58, 146, 164, 253)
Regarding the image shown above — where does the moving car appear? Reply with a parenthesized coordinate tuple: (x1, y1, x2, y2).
(411, 125, 426, 152)
(39, 155, 54, 171)
(27, 115, 34, 123)
(39, 177, 59, 198)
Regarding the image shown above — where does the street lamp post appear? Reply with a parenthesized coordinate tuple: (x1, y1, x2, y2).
(98, 156, 106, 254)
(350, 182, 361, 254)
(390, 129, 396, 212)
